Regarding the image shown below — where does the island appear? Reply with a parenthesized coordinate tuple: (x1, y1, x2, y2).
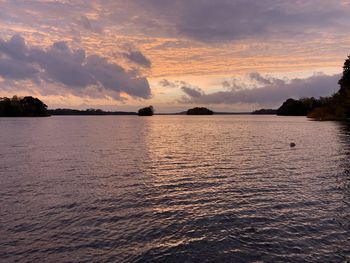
(0, 96, 49, 117)
(186, 107, 214, 115)
(138, 106, 154, 116)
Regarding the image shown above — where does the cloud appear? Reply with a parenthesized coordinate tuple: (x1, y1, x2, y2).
(2, 1, 350, 45)
(159, 79, 173, 88)
(0, 57, 38, 80)
(0, 35, 151, 100)
(29, 42, 95, 87)
(112, 0, 350, 42)
(122, 50, 151, 68)
(78, 15, 103, 33)
(85, 55, 151, 98)
(180, 73, 340, 105)
(0, 35, 39, 80)
(1, 0, 349, 78)
(159, 79, 206, 98)
(158, 79, 186, 88)
(0, 34, 28, 60)
(181, 86, 204, 98)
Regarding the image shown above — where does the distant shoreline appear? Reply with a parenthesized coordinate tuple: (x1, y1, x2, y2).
(48, 109, 137, 116)
(156, 112, 251, 115)
(47, 110, 253, 116)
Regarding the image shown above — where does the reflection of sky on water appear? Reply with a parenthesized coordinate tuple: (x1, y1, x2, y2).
(0, 116, 348, 262)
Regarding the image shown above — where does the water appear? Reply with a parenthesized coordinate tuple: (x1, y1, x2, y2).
(0, 115, 349, 262)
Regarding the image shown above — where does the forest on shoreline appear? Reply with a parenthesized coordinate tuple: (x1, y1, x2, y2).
(254, 55, 350, 120)
(0, 96, 49, 117)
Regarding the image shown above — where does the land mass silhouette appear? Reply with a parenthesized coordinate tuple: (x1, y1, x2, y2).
(138, 106, 154, 116)
(305, 56, 350, 120)
(49, 109, 137, 115)
(186, 107, 214, 115)
(0, 96, 49, 117)
(252, 109, 277, 115)
(253, 55, 350, 120)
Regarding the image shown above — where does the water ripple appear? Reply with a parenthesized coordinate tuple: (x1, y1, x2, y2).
(0, 116, 349, 262)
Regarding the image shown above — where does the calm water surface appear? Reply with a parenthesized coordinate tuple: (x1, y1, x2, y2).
(0, 115, 349, 262)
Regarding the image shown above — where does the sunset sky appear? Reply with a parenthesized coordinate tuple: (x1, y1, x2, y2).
(0, 0, 349, 112)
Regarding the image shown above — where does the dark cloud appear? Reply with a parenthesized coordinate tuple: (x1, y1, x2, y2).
(180, 73, 340, 105)
(85, 55, 151, 98)
(0, 34, 38, 80)
(122, 0, 350, 42)
(0, 34, 28, 60)
(181, 86, 204, 98)
(0, 35, 151, 99)
(158, 79, 205, 98)
(0, 57, 38, 80)
(29, 43, 94, 87)
(2, 1, 350, 44)
(122, 50, 151, 68)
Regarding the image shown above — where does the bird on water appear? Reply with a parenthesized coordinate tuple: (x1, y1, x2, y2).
(290, 142, 296, 147)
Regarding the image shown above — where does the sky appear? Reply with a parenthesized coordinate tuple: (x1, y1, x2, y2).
(0, 0, 349, 112)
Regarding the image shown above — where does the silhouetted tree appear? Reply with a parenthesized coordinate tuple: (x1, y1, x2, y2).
(21, 96, 49, 116)
(338, 55, 350, 95)
(138, 106, 154, 116)
(306, 55, 350, 120)
(277, 98, 308, 116)
(0, 96, 49, 117)
(337, 55, 350, 117)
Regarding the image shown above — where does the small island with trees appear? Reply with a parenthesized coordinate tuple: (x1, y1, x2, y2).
(186, 107, 214, 115)
(138, 106, 154, 116)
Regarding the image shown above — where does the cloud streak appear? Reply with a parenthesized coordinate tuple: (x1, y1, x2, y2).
(122, 50, 151, 68)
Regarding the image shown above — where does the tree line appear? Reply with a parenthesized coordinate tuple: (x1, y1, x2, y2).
(0, 96, 49, 117)
(268, 55, 350, 120)
(48, 109, 137, 115)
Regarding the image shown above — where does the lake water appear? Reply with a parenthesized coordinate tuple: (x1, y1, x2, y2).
(0, 115, 349, 262)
